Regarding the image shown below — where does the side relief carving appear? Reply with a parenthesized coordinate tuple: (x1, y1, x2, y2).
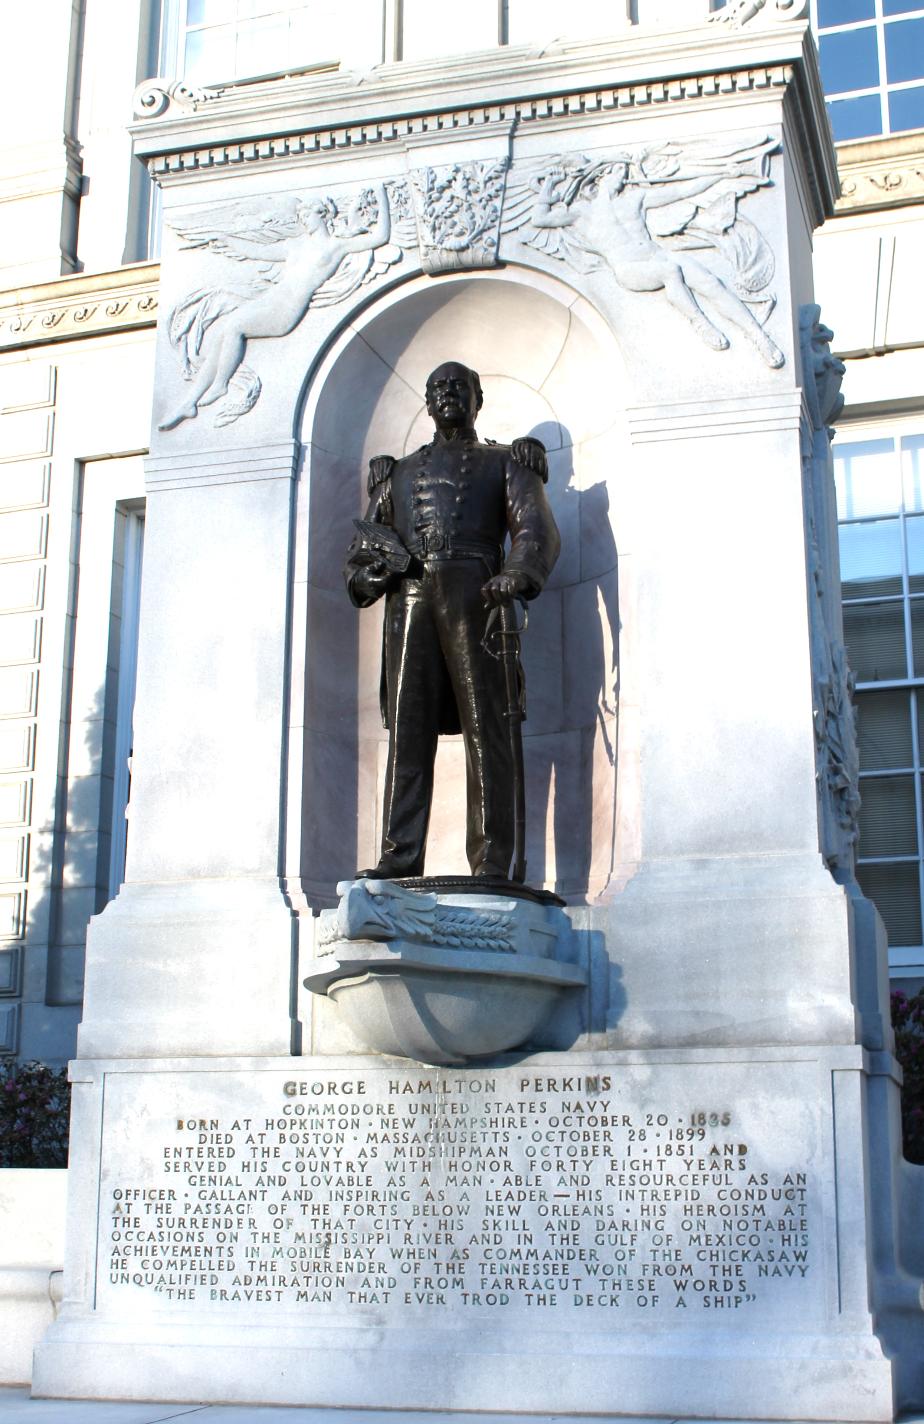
(814, 643, 860, 866)
(803, 304, 846, 435)
(502, 135, 785, 367)
(317, 880, 515, 955)
(799, 304, 858, 872)
(409, 159, 509, 274)
(158, 182, 416, 431)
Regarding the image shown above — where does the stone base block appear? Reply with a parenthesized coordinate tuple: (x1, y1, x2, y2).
(33, 1049, 920, 1419)
(0, 1269, 60, 1386)
(34, 1328, 893, 1418)
(77, 878, 298, 1058)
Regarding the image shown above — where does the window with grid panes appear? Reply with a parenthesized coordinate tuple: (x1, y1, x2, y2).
(810, 0, 924, 141)
(159, 0, 385, 86)
(836, 429, 924, 975)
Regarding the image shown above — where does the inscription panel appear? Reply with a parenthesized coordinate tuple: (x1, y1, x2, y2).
(97, 1062, 826, 1326)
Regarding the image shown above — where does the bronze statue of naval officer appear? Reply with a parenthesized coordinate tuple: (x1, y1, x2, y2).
(345, 361, 560, 881)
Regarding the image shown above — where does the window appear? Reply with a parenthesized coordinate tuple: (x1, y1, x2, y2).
(108, 508, 144, 898)
(811, 0, 924, 141)
(158, 0, 385, 85)
(836, 428, 924, 976)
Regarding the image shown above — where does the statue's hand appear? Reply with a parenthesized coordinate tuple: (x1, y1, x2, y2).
(481, 571, 531, 607)
(352, 561, 394, 602)
(511, 437, 548, 482)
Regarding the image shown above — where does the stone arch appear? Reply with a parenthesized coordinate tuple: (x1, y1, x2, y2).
(292, 265, 630, 902)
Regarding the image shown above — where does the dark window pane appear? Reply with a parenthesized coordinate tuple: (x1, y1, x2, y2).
(834, 437, 898, 518)
(844, 600, 907, 681)
(839, 518, 903, 598)
(857, 690, 913, 769)
(883, 0, 924, 12)
(915, 692, 924, 762)
(912, 599, 924, 676)
(826, 93, 884, 139)
(885, 18, 924, 80)
(819, 0, 874, 21)
(859, 774, 918, 855)
(889, 84, 924, 130)
(820, 27, 881, 93)
(907, 515, 924, 592)
(857, 861, 922, 946)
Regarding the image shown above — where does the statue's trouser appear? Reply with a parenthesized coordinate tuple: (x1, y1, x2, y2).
(379, 557, 516, 876)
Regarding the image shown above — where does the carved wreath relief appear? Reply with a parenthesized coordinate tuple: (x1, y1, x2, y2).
(317, 879, 515, 955)
(410, 159, 510, 275)
(158, 134, 784, 430)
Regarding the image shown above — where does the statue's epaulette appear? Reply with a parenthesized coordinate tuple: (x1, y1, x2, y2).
(366, 454, 396, 498)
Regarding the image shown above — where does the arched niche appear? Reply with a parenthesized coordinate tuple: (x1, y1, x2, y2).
(294, 266, 629, 903)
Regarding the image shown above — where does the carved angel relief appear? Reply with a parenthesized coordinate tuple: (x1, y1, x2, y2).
(502, 134, 785, 368)
(159, 181, 416, 430)
(158, 137, 786, 433)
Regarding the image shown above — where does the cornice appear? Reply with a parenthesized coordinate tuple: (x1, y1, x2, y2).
(0, 135, 83, 205)
(130, 22, 838, 222)
(145, 440, 300, 490)
(0, 263, 159, 353)
(834, 131, 924, 215)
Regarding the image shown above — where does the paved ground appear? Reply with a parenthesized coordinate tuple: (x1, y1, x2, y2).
(3, 1400, 922, 1424)
(11, 1399, 900, 1424)
(0, 1398, 699, 1424)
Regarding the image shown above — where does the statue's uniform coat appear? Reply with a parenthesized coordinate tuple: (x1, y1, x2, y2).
(346, 429, 559, 876)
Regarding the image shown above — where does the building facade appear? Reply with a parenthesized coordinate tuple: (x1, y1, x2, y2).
(1, 0, 923, 1064)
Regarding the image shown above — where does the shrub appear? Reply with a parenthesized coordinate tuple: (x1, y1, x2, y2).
(0, 1060, 70, 1167)
(891, 989, 924, 1165)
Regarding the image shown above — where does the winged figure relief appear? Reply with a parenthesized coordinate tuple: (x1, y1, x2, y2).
(502, 135, 785, 368)
(159, 181, 417, 431)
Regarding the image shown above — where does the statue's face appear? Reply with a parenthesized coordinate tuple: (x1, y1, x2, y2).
(299, 201, 329, 233)
(425, 363, 480, 431)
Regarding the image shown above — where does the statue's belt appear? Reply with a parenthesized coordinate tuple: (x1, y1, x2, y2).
(404, 533, 503, 562)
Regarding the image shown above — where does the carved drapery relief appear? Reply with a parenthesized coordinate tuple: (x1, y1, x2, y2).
(799, 303, 858, 873)
(409, 159, 509, 274)
(502, 135, 784, 367)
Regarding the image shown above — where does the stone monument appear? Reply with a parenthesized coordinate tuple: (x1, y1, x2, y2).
(32, 5, 924, 1419)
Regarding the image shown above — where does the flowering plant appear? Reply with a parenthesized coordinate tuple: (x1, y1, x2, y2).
(891, 989, 924, 1165)
(0, 1060, 70, 1167)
